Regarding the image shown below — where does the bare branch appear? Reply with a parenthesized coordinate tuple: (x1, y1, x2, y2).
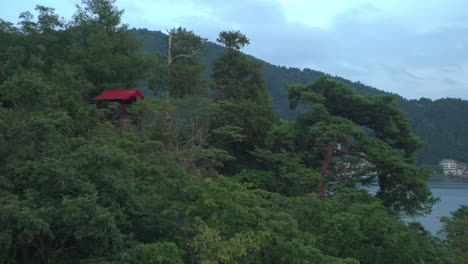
(168, 50, 197, 64)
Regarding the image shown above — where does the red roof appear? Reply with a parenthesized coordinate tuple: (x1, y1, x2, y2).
(90, 89, 144, 101)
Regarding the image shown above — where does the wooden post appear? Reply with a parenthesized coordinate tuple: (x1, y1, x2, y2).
(98, 102, 102, 121)
(120, 101, 124, 129)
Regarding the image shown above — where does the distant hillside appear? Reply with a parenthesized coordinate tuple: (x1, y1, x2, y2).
(132, 28, 468, 165)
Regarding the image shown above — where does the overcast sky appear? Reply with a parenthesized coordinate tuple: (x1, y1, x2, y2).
(2, 0, 468, 100)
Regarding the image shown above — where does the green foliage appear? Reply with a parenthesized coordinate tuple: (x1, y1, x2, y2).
(211, 49, 270, 101)
(168, 27, 206, 60)
(69, 0, 149, 96)
(212, 99, 277, 148)
(210, 33, 278, 172)
(168, 58, 207, 98)
(268, 76, 435, 215)
(236, 149, 318, 196)
(291, 189, 463, 264)
(165, 27, 207, 98)
(216, 31, 250, 50)
(123, 242, 185, 264)
(190, 224, 265, 264)
(441, 206, 468, 259)
(0, 116, 126, 263)
(76, 0, 122, 26)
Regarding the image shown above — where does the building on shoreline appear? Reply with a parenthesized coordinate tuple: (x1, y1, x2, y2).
(440, 159, 468, 177)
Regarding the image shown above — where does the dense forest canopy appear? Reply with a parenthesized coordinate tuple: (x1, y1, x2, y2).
(0, 1, 466, 263)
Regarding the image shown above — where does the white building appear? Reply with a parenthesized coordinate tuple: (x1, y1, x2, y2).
(456, 163, 467, 176)
(440, 159, 457, 176)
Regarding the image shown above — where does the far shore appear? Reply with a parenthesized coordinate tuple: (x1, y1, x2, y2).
(428, 176, 468, 181)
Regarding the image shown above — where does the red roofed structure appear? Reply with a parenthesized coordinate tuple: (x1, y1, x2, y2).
(90, 88, 144, 102)
(90, 89, 144, 124)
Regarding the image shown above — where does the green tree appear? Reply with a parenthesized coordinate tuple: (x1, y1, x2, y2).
(165, 27, 207, 98)
(210, 31, 278, 172)
(267, 76, 435, 215)
(441, 205, 468, 259)
(216, 30, 249, 51)
(69, 0, 147, 96)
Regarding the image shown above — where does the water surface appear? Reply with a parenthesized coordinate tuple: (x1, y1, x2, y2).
(409, 178, 468, 235)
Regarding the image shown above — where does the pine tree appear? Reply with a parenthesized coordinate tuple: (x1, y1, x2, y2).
(210, 31, 278, 172)
(267, 76, 435, 215)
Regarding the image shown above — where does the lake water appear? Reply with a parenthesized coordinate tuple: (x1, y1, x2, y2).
(408, 178, 468, 235)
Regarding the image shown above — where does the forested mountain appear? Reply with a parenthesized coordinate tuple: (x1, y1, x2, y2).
(1, 1, 467, 263)
(133, 28, 468, 165)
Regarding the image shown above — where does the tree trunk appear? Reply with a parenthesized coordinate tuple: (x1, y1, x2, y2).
(167, 32, 172, 65)
(317, 145, 334, 198)
(165, 32, 173, 128)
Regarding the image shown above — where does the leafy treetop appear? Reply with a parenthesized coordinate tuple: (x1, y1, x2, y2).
(216, 30, 250, 50)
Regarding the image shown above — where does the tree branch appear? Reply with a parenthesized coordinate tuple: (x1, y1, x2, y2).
(172, 50, 197, 60)
(334, 148, 378, 166)
(314, 143, 378, 167)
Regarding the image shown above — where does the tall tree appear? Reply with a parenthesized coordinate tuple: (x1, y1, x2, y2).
(267, 76, 435, 215)
(212, 32, 277, 149)
(68, 0, 147, 96)
(210, 31, 278, 171)
(164, 27, 207, 98)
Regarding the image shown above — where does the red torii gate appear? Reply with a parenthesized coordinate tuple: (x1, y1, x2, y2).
(89, 89, 144, 125)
